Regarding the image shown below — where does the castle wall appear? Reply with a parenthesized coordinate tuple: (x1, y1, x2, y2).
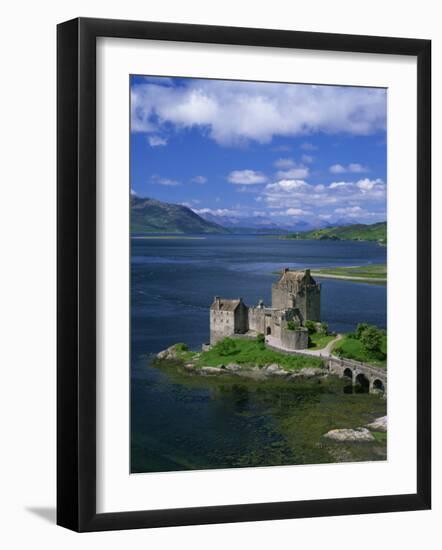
(271, 286, 292, 310)
(272, 278, 321, 322)
(305, 285, 321, 321)
(248, 307, 266, 333)
(280, 327, 309, 350)
(210, 269, 320, 347)
(234, 303, 249, 334)
(268, 311, 282, 340)
(210, 302, 249, 344)
(210, 310, 236, 344)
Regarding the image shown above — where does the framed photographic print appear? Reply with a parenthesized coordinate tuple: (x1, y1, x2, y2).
(57, 17, 431, 531)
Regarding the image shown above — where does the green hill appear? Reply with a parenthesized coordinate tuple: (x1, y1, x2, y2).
(286, 222, 386, 244)
(131, 196, 229, 234)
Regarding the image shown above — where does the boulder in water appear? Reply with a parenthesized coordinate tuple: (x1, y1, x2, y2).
(366, 416, 387, 432)
(323, 427, 375, 442)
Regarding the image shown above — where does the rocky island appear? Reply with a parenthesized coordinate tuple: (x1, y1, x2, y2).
(153, 268, 387, 460)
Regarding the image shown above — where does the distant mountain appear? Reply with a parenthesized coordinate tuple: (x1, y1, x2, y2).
(226, 227, 291, 235)
(131, 197, 229, 234)
(194, 212, 246, 228)
(196, 211, 318, 233)
(285, 221, 387, 243)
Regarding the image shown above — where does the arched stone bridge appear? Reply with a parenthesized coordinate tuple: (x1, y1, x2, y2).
(328, 356, 387, 394)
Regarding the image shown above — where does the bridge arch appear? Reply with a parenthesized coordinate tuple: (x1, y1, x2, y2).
(343, 367, 353, 380)
(355, 372, 370, 393)
(372, 379, 385, 392)
(328, 357, 386, 394)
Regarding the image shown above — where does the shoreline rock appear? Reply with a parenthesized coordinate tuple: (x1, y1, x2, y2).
(366, 416, 387, 432)
(289, 367, 325, 379)
(155, 346, 328, 381)
(323, 427, 375, 443)
(156, 345, 180, 360)
(200, 366, 224, 375)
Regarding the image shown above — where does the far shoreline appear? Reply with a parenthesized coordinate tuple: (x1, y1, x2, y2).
(312, 272, 386, 283)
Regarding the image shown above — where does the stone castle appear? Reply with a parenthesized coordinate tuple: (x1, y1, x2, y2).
(210, 268, 321, 350)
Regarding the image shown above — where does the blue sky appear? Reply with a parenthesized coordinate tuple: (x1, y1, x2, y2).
(130, 75, 387, 228)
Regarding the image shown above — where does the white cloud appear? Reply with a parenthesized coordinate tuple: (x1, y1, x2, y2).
(262, 177, 386, 210)
(191, 175, 207, 184)
(147, 135, 168, 147)
(302, 154, 314, 164)
(235, 186, 261, 193)
(274, 158, 295, 169)
(151, 175, 180, 186)
(285, 208, 312, 216)
(348, 163, 368, 173)
(266, 179, 310, 193)
(131, 80, 386, 146)
(273, 158, 310, 179)
(334, 206, 384, 220)
(141, 76, 174, 85)
(329, 163, 369, 174)
(130, 188, 137, 196)
(252, 210, 268, 217)
(276, 166, 310, 179)
(334, 206, 364, 215)
(300, 142, 318, 151)
(329, 164, 346, 174)
(193, 208, 241, 217)
(329, 178, 384, 194)
(181, 199, 201, 208)
(356, 178, 381, 191)
(227, 170, 267, 185)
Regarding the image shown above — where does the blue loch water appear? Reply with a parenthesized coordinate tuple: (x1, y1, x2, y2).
(131, 235, 387, 473)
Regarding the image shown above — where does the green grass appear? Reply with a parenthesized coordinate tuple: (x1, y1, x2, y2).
(170, 343, 197, 362)
(333, 334, 387, 368)
(284, 221, 386, 244)
(308, 333, 335, 350)
(371, 431, 387, 443)
(312, 264, 386, 281)
(173, 339, 324, 371)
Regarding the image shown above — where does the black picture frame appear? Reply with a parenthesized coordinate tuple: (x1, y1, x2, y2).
(57, 17, 431, 532)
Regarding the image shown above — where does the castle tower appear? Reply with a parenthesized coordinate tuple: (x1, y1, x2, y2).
(271, 268, 321, 322)
(209, 297, 249, 344)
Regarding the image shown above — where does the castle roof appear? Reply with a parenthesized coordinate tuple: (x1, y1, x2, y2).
(210, 298, 244, 312)
(279, 268, 311, 280)
(282, 271, 306, 281)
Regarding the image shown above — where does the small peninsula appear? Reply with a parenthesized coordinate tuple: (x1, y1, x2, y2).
(155, 269, 387, 393)
(311, 264, 387, 284)
(283, 221, 386, 244)
(153, 268, 387, 462)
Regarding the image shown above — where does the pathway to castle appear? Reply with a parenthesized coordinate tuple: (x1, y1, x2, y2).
(266, 333, 343, 358)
